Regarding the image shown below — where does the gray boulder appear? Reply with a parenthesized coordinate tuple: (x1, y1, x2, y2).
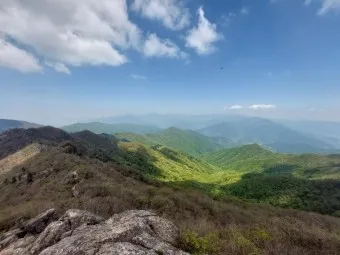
(0, 235, 36, 255)
(30, 209, 104, 254)
(21, 209, 56, 235)
(0, 209, 189, 255)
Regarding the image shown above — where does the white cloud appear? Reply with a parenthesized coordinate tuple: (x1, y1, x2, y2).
(46, 62, 71, 75)
(0, 0, 140, 72)
(249, 104, 277, 110)
(0, 37, 42, 73)
(131, 74, 147, 80)
(131, 0, 190, 30)
(143, 33, 187, 58)
(317, 0, 340, 15)
(231, 105, 244, 110)
(224, 105, 244, 110)
(303, 0, 340, 14)
(240, 7, 250, 15)
(185, 7, 222, 55)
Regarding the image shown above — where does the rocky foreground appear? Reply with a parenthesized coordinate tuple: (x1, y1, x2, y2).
(0, 209, 189, 255)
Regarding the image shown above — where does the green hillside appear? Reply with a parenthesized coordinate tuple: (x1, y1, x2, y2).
(62, 122, 161, 134)
(201, 144, 340, 215)
(203, 144, 340, 179)
(112, 141, 340, 215)
(116, 127, 229, 157)
(115, 142, 220, 184)
(203, 144, 278, 172)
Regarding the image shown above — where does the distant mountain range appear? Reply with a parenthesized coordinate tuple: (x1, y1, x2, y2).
(116, 127, 236, 157)
(199, 118, 338, 154)
(276, 119, 340, 139)
(3, 115, 340, 154)
(0, 119, 42, 133)
(62, 122, 161, 134)
(97, 113, 246, 129)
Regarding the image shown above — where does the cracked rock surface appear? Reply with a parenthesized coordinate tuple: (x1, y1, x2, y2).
(0, 209, 189, 255)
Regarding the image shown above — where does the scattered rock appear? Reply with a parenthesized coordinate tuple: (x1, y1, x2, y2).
(63, 171, 79, 185)
(60, 209, 104, 227)
(0, 229, 24, 242)
(147, 216, 179, 244)
(0, 235, 18, 251)
(97, 242, 157, 255)
(21, 209, 56, 235)
(71, 185, 79, 198)
(0, 209, 189, 255)
(0, 235, 36, 255)
(30, 209, 104, 254)
(29, 221, 69, 255)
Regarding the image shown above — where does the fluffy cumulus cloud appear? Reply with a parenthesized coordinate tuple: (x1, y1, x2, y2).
(185, 7, 222, 55)
(143, 33, 187, 58)
(0, 0, 193, 74)
(131, 0, 190, 30)
(249, 104, 277, 110)
(0, 0, 141, 73)
(0, 37, 42, 73)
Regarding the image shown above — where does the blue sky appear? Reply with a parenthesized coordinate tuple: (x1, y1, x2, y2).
(0, 0, 340, 125)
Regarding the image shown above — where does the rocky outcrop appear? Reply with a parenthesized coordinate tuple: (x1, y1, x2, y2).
(21, 209, 57, 235)
(0, 209, 189, 255)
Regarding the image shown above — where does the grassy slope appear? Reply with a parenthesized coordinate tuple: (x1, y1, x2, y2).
(203, 144, 279, 172)
(62, 122, 161, 135)
(1, 146, 340, 254)
(0, 143, 46, 175)
(202, 145, 340, 215)
(203, 145, 340, 179)
(116, 127, 225, 157)
(115, 142, 220, 184)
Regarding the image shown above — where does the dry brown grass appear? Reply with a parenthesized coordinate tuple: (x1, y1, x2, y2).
(0, 143, 46, 174)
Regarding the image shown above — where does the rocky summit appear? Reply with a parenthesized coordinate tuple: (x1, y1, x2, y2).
(0, 209, 189, 255)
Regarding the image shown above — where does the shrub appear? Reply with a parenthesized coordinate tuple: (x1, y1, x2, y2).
(178, 230, 220, 254)
(231, 231, 264, 255)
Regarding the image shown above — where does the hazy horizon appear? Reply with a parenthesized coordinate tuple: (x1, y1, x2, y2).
(2, 111, 340, 127)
